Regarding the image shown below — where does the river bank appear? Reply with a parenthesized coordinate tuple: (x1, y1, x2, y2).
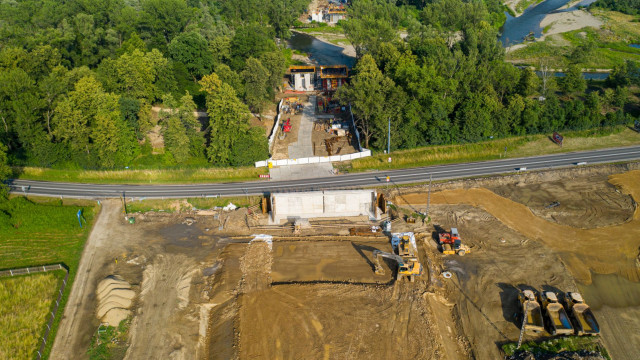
(290, 29, 356, 58)
(505, 9, 640, 69)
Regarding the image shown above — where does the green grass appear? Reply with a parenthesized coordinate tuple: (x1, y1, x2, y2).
(0, 196, 97, 359)
(346, 126, 640, 172)
(295, 24, 345, 35)
(502, 335, 610, 359)
(87, 319, 130, 360)
(125, 196, 262, 213)
(347, 137, 530, 171)
(13, 166, 268, 184)
(516, 0, 544, 13)
(0, 273, 60, 360)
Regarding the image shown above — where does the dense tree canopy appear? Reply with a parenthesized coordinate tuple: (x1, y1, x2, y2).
(0, 0, 306, 169)
(336, 0, 638, 151)
(591, 0, 640, 15)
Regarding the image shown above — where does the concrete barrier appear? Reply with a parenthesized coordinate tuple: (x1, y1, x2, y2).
(267, 99, 284, 152)
(254, 150, 372, 168)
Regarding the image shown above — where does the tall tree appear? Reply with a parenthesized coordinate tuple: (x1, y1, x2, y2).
(168, 31, 214, 81)
(561, 64, 586, 94)
(337, 54, 398, 149)
(242, 57, 270, 116)
(200, 73, 252, 165)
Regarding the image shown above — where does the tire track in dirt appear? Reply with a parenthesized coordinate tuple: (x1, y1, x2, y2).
(396, 171, 640, 284)
(125, 254, 196, 360)
(50, 200, 124, 360)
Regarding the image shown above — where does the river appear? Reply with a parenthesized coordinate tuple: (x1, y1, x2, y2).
(287, 32, 356, 68)
(500, 0, 598, 45)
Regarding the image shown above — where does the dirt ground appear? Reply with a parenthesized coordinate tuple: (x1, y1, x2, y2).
(270, 95, 307, 160)
(394, 166, 640, 360)
(51, 164, 640, 360)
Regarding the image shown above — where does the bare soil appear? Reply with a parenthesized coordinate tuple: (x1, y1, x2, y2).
(51, 164, 640, 360)
(394, 166, 640, 360)
(270, 95, 307, 160)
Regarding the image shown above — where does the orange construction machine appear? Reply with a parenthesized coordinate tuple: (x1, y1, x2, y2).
(438, 228, 470, 256)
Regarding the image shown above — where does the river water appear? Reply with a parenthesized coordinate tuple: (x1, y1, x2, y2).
(500, 0, 598, 45)
(287, 32, 356, 68)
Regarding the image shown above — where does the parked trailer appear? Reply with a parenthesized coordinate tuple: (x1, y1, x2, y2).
(518, 289, 545, 333)
(540, 291, 574, 336)
(566, 292, 600, 336)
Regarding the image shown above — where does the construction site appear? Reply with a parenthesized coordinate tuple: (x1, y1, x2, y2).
(49, 163, 640, 360)
(270, 89, 360, 161)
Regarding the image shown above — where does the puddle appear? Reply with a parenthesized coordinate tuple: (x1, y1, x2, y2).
(578, 272, 640, 310)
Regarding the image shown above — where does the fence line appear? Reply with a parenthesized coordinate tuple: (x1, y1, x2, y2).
(267, 99, 284, 153)
(0, 263, 69, 360)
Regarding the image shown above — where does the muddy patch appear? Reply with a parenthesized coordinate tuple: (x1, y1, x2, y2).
(489, 174, 635, 229)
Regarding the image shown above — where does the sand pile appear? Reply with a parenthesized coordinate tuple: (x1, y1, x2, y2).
(96, 275, 135, 326)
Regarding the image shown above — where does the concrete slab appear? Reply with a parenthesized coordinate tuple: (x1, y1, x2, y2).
(288, 95, 315, 159)
(269, 162, 334, 181)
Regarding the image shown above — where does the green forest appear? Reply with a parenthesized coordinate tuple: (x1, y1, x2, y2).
(337, 0, 640, 150)
(591, 0, 640, 15)
(0, 0, 639, 175)
(0, 0, 309, 170)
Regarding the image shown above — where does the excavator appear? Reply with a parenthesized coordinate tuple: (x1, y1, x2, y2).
(372, 250, 423, 282)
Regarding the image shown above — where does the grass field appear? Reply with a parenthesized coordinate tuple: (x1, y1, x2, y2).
(0, 273, 60, 360)
(502, 335, 610, 359)
(14, 165, 267, 184)
(294, 24, 345, 35)
(346, 126, 640, 172)
(0, 196, 97, 359)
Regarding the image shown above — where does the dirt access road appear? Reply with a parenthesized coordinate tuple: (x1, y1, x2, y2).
(50, 200, 228, 359)
(50, 200, 128, 359)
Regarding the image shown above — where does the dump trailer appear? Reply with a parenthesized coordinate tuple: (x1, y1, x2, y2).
(566, 292, 600, 335)
(391, 232, 417, 257)
(438, 228, 470, 256)
(540, 291, 574, 335)
(372, 250, 423, 282)
(518, 289, 545, 333)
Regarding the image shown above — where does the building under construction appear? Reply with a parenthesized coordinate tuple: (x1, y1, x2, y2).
(268, 190, 379, 224)
(288, 65, 349, 92)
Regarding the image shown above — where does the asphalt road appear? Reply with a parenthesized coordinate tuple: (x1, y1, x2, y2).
(7, 145, 640, 199)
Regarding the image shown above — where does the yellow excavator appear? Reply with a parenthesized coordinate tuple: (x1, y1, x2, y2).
(373, 250, 423, 282)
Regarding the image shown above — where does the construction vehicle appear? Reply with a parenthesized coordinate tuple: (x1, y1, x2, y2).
(372, 250, 423, 282)
(372, 232, 423, 282)
(518, 289, 545, 333)
(565, 292, 600, 335)
(540, 291, 574, 335)
(438, 228, 470, 256)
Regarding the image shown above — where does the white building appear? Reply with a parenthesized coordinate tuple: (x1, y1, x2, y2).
(270, 190, 379, 224)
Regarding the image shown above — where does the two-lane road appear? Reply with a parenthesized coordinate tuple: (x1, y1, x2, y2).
(8, 145, 640, 199)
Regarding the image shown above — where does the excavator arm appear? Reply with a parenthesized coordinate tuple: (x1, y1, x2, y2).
(372, 250, 404, 276)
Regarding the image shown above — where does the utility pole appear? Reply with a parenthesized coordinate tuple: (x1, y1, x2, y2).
(387, 117, 391, 155)
(426, 174, 432, 219)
